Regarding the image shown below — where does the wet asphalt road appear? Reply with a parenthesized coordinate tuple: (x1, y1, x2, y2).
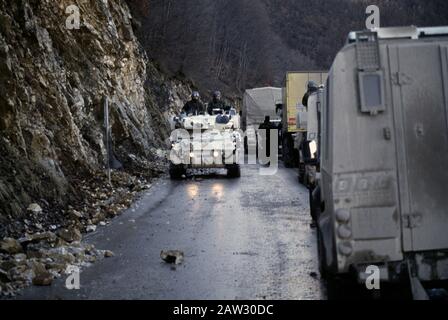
(18, 163, 324, 300)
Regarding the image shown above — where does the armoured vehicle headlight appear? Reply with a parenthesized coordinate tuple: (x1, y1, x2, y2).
(336, 209, 351, 223)
(338, 242, 353, 256)
(337, 225, 352, 240)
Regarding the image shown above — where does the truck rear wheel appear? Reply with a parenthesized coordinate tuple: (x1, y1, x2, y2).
(227, 164, 241, 178)
(325, 275, 361, 300)
(282, 134, 298, 168)
(169, 164, 186, 180)
(317, 232, 364, 299)
(299, 164, 306, 184)
(317, 226, 329, 280)
(310, 185, 321, 221)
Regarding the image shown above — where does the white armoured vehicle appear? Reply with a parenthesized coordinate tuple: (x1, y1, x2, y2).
(169, 108, 242, 179)
(304, 26, 448, 299)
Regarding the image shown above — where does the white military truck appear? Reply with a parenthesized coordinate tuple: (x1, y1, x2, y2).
(305, 26, 448, 299)
(169, 109, 242, 179)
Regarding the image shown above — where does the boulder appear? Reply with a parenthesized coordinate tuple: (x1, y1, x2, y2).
(0, 238, 23, 254)
(0, 260, 16, 271)
(29, 259, 54, 286)
(104, 250, 114, 258)
(57, 228, 82, 243)
(0, 268, 10, 283)
(20, 232, 57, 245)
(8, 265, 32, 283)
(86, 225, 97, 233)
(27, 203, 43, 214)
(13, 254, 27, 265)
(160, 250, 184, 265)
(32, 272, 53, 286)
(46, 247, 76, 264)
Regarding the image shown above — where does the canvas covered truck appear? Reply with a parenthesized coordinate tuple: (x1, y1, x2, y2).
(242, 87, 282, 154)
(305, 26, 448, 299)
(282, 72, 327, 169)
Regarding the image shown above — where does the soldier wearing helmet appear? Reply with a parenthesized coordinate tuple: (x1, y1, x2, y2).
(302, 81, 319, 108)
(182, 91, 205, 116)
(207, 90, 227, 115)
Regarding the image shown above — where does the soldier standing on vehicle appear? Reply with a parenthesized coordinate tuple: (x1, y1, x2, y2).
(207, 91, 227, 115)
(182, 91, 205, 115)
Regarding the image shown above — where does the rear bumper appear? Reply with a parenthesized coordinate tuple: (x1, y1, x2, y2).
(353, 251, 448, 284)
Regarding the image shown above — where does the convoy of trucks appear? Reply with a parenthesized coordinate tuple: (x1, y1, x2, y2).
(240, 25, 448, 299)
(242, 73, 327, 166)
(171, 23, 448, 299)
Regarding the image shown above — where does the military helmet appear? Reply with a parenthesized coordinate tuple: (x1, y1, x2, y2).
(213, 91, 222, 99)
(307, 81, 319, 92)
(191, 91, 200, 100)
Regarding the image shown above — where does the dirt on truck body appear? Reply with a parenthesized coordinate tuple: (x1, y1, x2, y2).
(306, 26, 448, 299)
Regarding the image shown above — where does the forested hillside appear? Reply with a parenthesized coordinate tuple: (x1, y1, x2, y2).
(128, 0, 448, 96)
(266, 0, 448, 69)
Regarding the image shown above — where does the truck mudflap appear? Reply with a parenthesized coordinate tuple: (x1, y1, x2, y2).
(354, 259, 430, 299)
(407, 258, 430, 300)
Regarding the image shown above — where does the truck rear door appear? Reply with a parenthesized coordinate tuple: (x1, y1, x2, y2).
(389, 41, 448, 252)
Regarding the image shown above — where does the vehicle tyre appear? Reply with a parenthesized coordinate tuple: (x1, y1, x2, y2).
(169, 164, 186, 180)
(282, 136, 292, 168)
(317, 225, 328, 280)
(227, 164, 241, 178)
(317, 236, 360, 300)
(282, 134, 298, 168)
(299, 163, 306, 185)
(316, 217, 362, 298)
(309, 185, 321, 221)
(325, 270, 364, 300)
(309, 188, 316, 221)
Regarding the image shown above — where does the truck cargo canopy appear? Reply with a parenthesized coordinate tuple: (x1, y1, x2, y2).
(243, 87, 282, 129)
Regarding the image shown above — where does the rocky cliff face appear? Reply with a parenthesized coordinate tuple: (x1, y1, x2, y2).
(0, 0, 189, 236)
